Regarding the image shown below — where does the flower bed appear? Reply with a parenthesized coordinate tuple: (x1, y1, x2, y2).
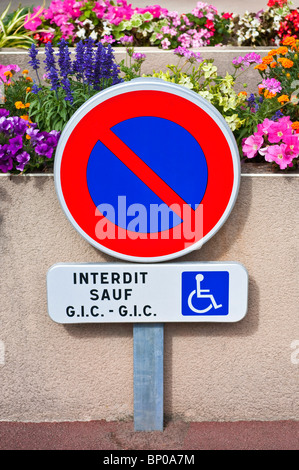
(1, 0, 298, 49)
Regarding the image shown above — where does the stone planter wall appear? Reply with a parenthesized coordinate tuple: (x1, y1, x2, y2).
(0, 172, 298, 423)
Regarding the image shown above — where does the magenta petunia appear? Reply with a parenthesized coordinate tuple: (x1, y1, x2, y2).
(242, 133, 264, 159)
(264, 143, 294, 169)
(267, 121, 293, 143)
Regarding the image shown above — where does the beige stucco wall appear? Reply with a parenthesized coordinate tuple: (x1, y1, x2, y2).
(0, 173, 298, 422)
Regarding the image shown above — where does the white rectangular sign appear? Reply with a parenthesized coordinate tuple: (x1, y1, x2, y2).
(47, 262, 248, 324)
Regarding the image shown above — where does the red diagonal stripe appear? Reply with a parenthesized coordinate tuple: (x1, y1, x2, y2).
(98, 128, 194, 218)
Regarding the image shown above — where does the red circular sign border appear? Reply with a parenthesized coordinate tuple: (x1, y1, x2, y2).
(57, 86, 238, 261)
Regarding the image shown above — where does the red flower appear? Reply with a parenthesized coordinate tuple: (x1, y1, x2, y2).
(205, 19, 215, 31)
(278, 10, 299, 40)
(222, 12, 233, 19)
(268, 0, 288, 7)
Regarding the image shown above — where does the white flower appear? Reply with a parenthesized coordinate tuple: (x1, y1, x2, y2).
(251, 19, 260, 27)
(102, 21, 112, 35)
(76, 28, 86, 39)
(179, 76, 193, 89)
(82, 19, 95, 29)
(90, 30, 98, 40)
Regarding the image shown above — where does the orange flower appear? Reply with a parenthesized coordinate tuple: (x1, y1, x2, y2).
(25, 103, 30, 108)
(291, 121, 299, 130)
(26, 87, 31, 93)
(264, 90, 276, 99)
(15, 101, 25, 109)
(278, 58, 294, 68)
(25, 76, 33, 82)
(262, 55, 274, 64)
(20, 115, 29, 121)
(254, 63, 268, 71)
(276, 46, 288, 55)
(282, 37, 296, 47)
(270, 61, 277, 68)
(3, 71, 12, 78)
(26, 134, 31, 140)
(277, 95, 289, 103)
(238, 91, 247, 96)
(268, 49, 278, 56)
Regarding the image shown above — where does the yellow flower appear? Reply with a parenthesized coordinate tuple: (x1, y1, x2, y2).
(15, 101, 25, 109)
(277, 95, 289, 103)
(26, 87, 31, 93)
(26, 134, 31, 140)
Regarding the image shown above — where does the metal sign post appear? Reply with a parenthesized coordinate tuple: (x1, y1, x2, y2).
(50, 78, 247, 431)
(133, 324, 164, 432)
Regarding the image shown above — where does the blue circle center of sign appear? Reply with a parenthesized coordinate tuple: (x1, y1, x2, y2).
(86, 116, 208, 233)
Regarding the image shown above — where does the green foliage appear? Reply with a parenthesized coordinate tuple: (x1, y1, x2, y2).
(28, 80, 102, 133)
(0, 3, 37, 49)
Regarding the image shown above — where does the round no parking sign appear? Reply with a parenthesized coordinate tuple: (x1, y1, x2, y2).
(54, 78, 240, 262)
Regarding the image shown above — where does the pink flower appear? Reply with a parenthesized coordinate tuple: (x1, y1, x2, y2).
(258, 78, 282, 94)
(24, 6, 43, 31)
(161, 25, 170, 34)
(93, 1, 106, 19)
(100, 35, 115, 45)
(161, 38, 171, 49)
(264, 143, 294, 169)
(267, 121, 292, 143)
(60, 22, 75, 39)
(135, 5, 168, 18)
(283, 134, 299, 156)
(256, 118, 275, 136)
(242, 133, 264, 159)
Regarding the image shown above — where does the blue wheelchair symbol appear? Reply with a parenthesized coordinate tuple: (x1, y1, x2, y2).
(182, 271, 229, 316)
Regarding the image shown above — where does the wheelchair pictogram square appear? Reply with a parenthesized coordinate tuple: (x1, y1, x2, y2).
(181, 271, 229, 316)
